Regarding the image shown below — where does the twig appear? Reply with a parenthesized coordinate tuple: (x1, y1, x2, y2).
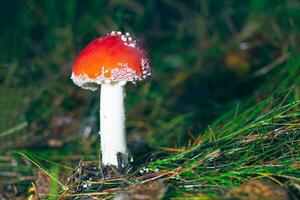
(0, 121, 28, 137)
(251, 53, 289, 78)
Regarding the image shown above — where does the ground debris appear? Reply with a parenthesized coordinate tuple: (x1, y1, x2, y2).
(223, 180, 291, 200)
(113, 180, 167, 200)
(65, 161, 133, 199)
(64, 160, 168, 199)
(35, 170, 51, 199)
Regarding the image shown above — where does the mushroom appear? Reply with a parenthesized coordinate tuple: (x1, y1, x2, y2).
(71, 31, 152, 167)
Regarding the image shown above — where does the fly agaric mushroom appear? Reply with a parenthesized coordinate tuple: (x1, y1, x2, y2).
(71, 31, 151, 167)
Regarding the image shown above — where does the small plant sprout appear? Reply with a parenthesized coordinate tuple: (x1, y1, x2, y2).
(71, 31, 152, 167)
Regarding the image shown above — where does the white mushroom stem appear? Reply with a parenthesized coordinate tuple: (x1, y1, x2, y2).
(100, 82, 128, 166)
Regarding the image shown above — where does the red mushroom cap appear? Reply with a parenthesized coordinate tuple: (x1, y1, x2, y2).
(71, 31, 151, 90)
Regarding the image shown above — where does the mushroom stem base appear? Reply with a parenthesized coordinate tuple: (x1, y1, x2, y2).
(100, 83, 127, 167)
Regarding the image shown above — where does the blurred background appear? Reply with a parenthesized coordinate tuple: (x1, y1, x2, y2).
(0, 0, 299, 198)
